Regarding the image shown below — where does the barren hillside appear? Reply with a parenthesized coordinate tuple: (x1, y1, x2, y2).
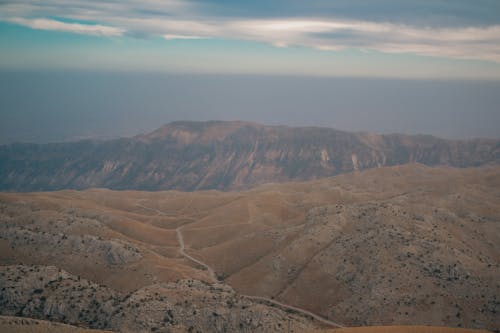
(0, 164, 499, 332)
(0, 265, 315, 332)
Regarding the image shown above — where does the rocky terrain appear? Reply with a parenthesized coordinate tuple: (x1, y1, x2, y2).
(0, 315, 112, 333)
(0, 164, 499, 332)
(0, 265, 315, 332)
(0, 121, 498, 191)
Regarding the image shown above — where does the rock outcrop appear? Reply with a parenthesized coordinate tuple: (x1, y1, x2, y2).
(0, 265, 317, 333)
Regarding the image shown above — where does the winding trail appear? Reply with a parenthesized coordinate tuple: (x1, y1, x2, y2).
(244, 295, 344, 328)
(176, 227, 218, 283)
(174, 224, 344, 328)
(139, 203, 344, 328)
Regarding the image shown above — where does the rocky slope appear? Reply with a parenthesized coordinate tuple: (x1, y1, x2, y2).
(0, 315, 113, 333)
(0, 121, 498, 191)
(0, 265, 317, 332)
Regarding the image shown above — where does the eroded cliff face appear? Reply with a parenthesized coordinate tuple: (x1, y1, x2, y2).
(1, 121, 498, 191)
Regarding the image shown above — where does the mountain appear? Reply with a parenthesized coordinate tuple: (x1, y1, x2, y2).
(1, 164, 499, 332)
(0, 121, 499, 192)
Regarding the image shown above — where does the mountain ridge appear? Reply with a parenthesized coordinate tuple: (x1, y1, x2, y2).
(1, 121, 498, 192)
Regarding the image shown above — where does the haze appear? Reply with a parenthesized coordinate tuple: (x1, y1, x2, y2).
(1, 71, 500, 144)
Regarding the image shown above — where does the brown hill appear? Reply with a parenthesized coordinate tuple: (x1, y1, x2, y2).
(0, 164, 499, 332)
(0, 121, 498, 191)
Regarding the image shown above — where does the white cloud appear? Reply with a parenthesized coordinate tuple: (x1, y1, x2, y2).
(7, 17, 125, 37)
(223, 19, 500, 62)
(164, 34, 206, 40)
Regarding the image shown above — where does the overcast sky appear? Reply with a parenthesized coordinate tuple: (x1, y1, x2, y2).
(0, 1, 499, 143)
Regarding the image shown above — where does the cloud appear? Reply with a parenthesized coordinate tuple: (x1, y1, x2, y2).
(217, 18, 500, 62)
(164, 34, 206, 40)
(1, 1, 500, 62)
(7, 17, 125, 37)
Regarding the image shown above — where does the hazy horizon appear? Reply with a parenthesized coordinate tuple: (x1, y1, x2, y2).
(1, 70, 499, 145)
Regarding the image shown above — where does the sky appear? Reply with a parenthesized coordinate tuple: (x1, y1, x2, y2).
(0, 1, 499, 143)
(1, 0, 500, 78)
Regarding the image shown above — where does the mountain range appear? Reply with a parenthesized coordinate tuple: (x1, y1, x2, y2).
(1, 121, 499, 192)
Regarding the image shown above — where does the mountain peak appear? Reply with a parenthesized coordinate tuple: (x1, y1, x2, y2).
(137, 120, 265, 144)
